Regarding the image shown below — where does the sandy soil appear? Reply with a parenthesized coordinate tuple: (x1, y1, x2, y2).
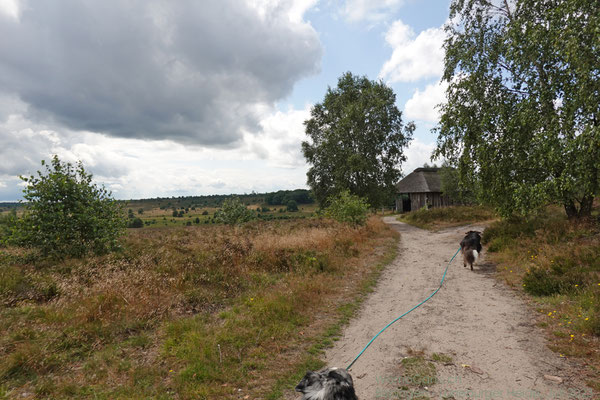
(292, 217, 593, 400)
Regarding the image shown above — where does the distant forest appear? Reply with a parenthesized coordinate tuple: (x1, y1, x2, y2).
(123, 189, 314, 210)
(0, 189, 314, 212)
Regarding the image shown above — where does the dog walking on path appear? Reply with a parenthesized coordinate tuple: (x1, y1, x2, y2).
(460, 231, 482, 270)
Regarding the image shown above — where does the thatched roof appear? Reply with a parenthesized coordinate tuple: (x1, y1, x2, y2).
(395, 167, 442, 193)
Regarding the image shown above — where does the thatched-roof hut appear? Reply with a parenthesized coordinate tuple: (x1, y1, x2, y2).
(395, 167, 453, 212)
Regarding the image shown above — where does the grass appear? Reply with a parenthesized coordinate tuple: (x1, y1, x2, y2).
(397, 205, 496, 231)
(382, 349, 448, 400)
(0, 216, 398, 399)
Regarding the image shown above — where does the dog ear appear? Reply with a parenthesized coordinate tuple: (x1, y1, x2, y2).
(327, 369, 352, 386)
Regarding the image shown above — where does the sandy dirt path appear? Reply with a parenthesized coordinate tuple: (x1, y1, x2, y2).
(319, 217, 591, 400)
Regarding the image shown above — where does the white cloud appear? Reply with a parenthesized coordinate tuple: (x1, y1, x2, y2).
(0, 0, 20, 19)
(243, 105, 311, 168)
(402, 139, 437, 175)
(379, 20, 445, 82)
(342, 0, 404, 23)
(247, 0, 319, 23)
(404, 81, 448, 123)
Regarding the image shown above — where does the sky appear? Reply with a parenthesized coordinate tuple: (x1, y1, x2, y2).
(0, 0, 451, 201)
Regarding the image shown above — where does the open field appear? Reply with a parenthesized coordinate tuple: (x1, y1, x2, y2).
(0, 216, 397, 399)
(125, 203, 320, 228)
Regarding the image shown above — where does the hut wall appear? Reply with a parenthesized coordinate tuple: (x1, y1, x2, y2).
(396, 192, 455, 212)
(409, 192, 454, 211)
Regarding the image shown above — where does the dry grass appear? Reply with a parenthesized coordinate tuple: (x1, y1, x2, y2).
(0, 216, 398, 399)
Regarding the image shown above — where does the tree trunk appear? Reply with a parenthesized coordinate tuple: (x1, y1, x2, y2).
(578, 195, 594, 218)
(564, 195, 595, 219)
(564, 199, 578, 219)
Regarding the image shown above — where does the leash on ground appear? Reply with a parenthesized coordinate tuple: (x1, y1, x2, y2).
(346, 246, 462, 371)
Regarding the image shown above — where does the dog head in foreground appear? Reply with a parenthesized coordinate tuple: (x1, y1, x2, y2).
(460, 230, 482, 270)
(295, 367, 358, 400)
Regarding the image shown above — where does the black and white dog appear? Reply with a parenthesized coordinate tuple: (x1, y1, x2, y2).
(460, 230, 482, 270)
(295, 367, 358, 400)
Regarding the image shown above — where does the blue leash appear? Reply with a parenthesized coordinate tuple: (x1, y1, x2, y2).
(346, 246, 462, 370)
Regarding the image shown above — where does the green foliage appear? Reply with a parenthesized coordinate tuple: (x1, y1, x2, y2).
(214, 197, 255, 225)
(523, 263, 590, 297)
(286, 200, 298, 212)
(265, 189, 313, 206)
(10, 156, 125, 258)
(434, 0, 600, 218)
(303, 72, 414, 208)
(0, 209, 17, 244)
(439, 164, 475, 205)
(325, 190, 370, 226)
(127, 218, 144, 229)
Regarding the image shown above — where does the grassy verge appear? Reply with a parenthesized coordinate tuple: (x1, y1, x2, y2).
(265, 233, 399, 399)
(0, 216, 398, 399)
(397, 206, 496, 231)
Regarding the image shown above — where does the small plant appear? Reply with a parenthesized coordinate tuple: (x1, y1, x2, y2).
(325, 190, 370, 226)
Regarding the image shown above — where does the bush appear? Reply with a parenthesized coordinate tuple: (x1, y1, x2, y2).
(0, 209, 17, 244)
(128, 218, 144, 229)
(9, 156, 125, 258)
(214, 197, 255, 226)
(325, 190, 370, 226)
(286, 200, 298, 212)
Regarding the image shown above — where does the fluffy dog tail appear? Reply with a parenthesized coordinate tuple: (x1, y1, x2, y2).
(472, 250, 479, 263)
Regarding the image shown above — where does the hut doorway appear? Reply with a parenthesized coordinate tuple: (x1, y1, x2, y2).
(402, 194, 411, 212)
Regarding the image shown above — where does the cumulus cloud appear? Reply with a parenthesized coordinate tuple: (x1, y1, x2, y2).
(402, 138, 437, 175)
(379, 20, 445, 82)
(243, 105, 311, 168)
(404, 81, 447, 123)
(0, 0, 321, 146)
(341, 0, 405, 23)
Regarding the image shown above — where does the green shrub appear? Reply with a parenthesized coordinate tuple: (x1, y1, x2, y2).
(523, 267, 562, 296)
(0, 209, 17, 244)
(286, 200, 298, 212)
(325, 191, 370, 226)
(523, 264, 589, 297)
(214, 197, 255, 226)
(9, 156, 125, 258)
(127, 218, 144, 228)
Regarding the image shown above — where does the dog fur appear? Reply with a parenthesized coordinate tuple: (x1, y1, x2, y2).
(460, 230, 482, 270)
(295, 367, 358, 400)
